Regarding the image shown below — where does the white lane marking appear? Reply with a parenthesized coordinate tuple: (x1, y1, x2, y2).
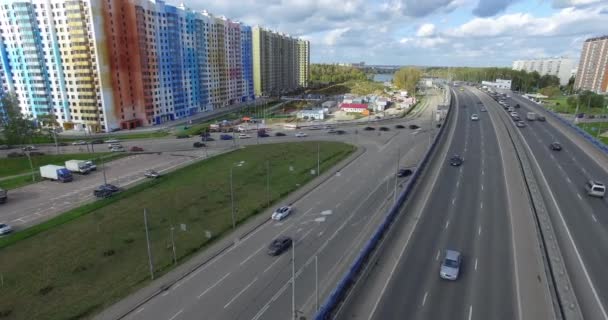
(336, 202, 342, 208)
(478, 226, 482, 236)
(445, 220, 450, 229)
(436, 250, 441, 261)
(240, 222, 267, 243)
(468, 305, 473, 320)
(481, 184, 484, 191)
(482, 169, 485, 176)
(422, 292, 429, 306)
(566, 177, 571, 184)
(300, 228, 314, 241)
(224, 277, 257, 309)
(135, 307, 145, 314)
(168, 309, 183, 320)
(452, 198, 456, 205)
(198, 272, 231, 299)
(480, 202, 483, 209)
(457, 180, 460, 187)
(592, 214, 598, 223)
(475, 258, 478, 271)
(263, 257, 283, 273)
(577, 193, 582, 200)
(240, 246, 264, 266)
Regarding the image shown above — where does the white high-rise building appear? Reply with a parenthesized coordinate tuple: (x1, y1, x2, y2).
(512, 57, 576, 86)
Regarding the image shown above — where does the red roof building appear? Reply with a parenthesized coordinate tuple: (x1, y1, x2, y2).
(340, 103, 369, 113)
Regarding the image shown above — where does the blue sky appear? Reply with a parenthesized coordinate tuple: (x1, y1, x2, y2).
(176, 0, 607, 67)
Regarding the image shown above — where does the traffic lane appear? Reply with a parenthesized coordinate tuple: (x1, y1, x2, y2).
(0, 151, 209, 228)
(464, 89, 516, 320)
(371, 92, 470, 319)
(125, 129, 433, 320)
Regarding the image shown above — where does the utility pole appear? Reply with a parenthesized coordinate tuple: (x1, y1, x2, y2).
(101, 156, 108, 185)
(143, 209, 154, 280)
(266, 160, 270, 207)
(292, 240, 296, 320)
(170, 226, 177, 265)
(393, 148, 399, 205)
(25, 151, 35, 182)
(317, 143, 320, 176)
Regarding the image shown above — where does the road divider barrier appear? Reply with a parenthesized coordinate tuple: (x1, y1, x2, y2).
(314, 86, 454, 320)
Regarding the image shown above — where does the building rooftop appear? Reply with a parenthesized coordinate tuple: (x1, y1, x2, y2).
(340, 103, 368, 109)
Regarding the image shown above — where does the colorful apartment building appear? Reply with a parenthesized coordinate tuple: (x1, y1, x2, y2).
(0, 0, 256, 132)
(252, 26, 309, 97)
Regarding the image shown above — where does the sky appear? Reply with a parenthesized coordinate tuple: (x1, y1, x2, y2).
(172, 0, 608, 67)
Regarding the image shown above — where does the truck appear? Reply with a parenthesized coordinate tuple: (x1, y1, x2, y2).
(84, 160, 97, 171)
(40, 165, 73, 182)
(526, 112, 536, 121)
(65, 160, 91, 174)
(0, 187, 7, 204)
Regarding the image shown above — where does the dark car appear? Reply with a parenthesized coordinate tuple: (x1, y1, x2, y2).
(90, 139, 104, 144)
(397, 168, 413, 178)
(58, 142, 69, 146)
(176, 134, 190, 139)
(93, 184, 120, 198)
(449, 155, 463, 166)
(258, 133, 270, 138)
(202, 136, 215, 141)
(379, 127, 390, 131)
(130, 146, 144, 152)
(267, 236, 293, 256)
(395, 124, 405, 129)
(514, 104, 520, 108)
(408, 124, 420, 130)
(549, 142, 562, 151)
(220, 134, 233, 140)
(275, 132, 286, 137)
(193, 142, 206, 148)
(364, 126, 375, 131)
(336, 130, 347, 135)
(537, 116, 546, 122)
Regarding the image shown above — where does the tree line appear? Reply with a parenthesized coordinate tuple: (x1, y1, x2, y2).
(392, 67, 422, 95)
(0, 93, 57, 145)
(310, 64, 369, 83)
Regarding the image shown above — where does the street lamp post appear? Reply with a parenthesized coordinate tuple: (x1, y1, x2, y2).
(25, 151, 35, 182)
(230, 166, 236, 229)
(317, 143, 320, 177)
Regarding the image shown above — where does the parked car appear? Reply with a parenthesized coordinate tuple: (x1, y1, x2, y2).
(130, 146, 144, 152)
(72, 140, 87, 145)
(585, 180, 605, 198)
(104, 139, 120, 143)
(363, 126, 375, 131)
(267, 236, 293, 256)
(395, 124, 405, 129)
(193, 142, 206, 148)
(238, 133, 251, 139)
(110, 146, 125, 152)
(271, 206, 293, 221)
(93, 184, 120, 198)
(22, 145, 37, 151)
(549, 142, 562, 151)
(0, 223, 13, 235)
(144, 169, 160, 178)
(58, 142, 69, 146)
(295, 132, 308, 137)
(439, 249, 462, 280)
(516, 121, 526, 128)
(90, 139, 104, 144)
(379, 127, 390, 131)
(176, 134, 189, 139)
(449, 155, 463, 166)
(397, 168, 413, 178)
(327, 129, 337, 134)
(408, 124, 420, 130)
(275, 132, 286, 137)
(0, 145, 10, 150)
(220, 134, 233, 140)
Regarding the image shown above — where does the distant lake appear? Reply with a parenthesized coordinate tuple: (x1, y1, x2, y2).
(373, 73, 393, 83)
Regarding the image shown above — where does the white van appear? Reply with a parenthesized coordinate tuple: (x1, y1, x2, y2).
(585, 180, 606, 198)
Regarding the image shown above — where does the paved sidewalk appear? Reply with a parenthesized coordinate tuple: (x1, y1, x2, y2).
(94, 145, 366, 320)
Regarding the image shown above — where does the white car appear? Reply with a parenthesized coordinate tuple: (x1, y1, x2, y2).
(238, 133, 251, 139)
(72, 140, 88, 145)
(295, 132, 308, 137)
(105, 139, 120, 143)
(110, 146, 125, 152)
(271, 206, 293, 221)
(471, 114, 479, 121)
(0, 223, 13, 235)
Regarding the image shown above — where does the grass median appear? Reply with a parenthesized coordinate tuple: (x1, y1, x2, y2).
(0, 141, 355, 320)
(578, 122, 608, 145)
(0, 153, 119, 179)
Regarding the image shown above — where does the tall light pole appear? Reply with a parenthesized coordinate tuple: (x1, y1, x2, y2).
(25, 151, 35, 182)
(292, 239, 296, 320)
(393, 148, 400, 205)
(230, 166, 236, 229)
(317, 143, 320, 176)
(266, 160, 270, 207)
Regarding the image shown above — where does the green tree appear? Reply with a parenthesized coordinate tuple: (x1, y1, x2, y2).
(393, 67, 422, 95)
(563, 76, 575, 95)
(0, 93, 36, 145)
(539, 85, 561, 98)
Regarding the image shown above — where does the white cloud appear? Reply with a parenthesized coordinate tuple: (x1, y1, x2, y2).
(323, 28, 350, 46)
(416, 23, 436, 37)
(553, 0, 605, 8)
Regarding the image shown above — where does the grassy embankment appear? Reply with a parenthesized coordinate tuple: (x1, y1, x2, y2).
(0, 141, 355, 320)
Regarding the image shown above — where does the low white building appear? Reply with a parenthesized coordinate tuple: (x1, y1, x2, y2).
(297, 109, 325, 120)
(482, 79, 512, 90)
(375, 98, 389, 111)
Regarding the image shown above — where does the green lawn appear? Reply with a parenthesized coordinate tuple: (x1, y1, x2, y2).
(0, 153, 115, 179)
(0, 174, 42, 190)
(542, 95, 607, 115)
(19, 130, 171, 145)
(0, 141, 355, 320)
(577, 122, 608, 145)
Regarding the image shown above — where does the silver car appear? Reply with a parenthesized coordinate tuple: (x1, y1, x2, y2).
(440, 250, 462, 280)
(0, 223, 13, 235)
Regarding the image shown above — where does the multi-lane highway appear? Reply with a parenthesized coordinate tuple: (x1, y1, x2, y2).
(94, 93, 445, 320)
(337, 87, 557, 320)
(493, 91, 608, 319)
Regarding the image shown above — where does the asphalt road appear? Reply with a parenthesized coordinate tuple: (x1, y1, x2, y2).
(353, 88, 516, 320)
(97, 94, 444, 320)
(502, 93, 608, 319)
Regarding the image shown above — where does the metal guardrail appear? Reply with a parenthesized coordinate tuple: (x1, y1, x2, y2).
(522, 97, 608, 154)
(314, 87, 453, 320)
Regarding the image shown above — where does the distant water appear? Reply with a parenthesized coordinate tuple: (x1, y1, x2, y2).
(373, 73, 393, 83)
